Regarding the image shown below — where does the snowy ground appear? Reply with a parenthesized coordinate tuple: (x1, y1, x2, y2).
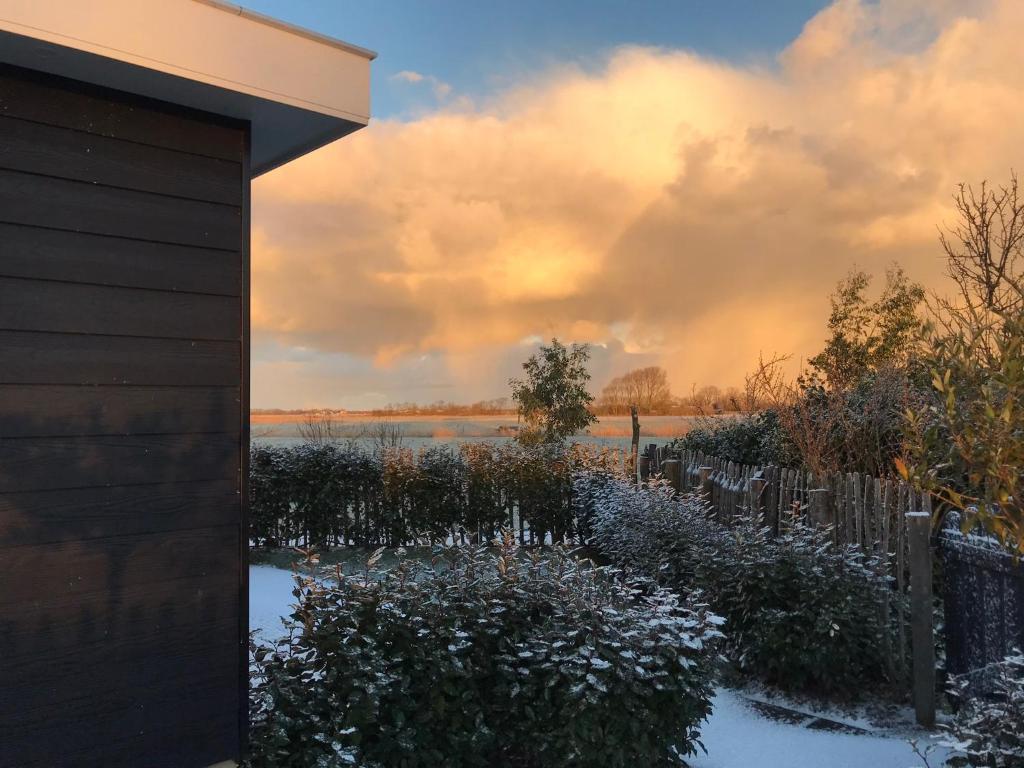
(691, 689, 946, 768)
(248, 564, 949, 768)
(250, 564, 301, 641)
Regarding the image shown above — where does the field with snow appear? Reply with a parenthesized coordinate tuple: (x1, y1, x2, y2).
(249, 564, 949, 768)
(250, 413, 712, 450)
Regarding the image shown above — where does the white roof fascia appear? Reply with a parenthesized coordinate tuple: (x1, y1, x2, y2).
(0, 0, 374, 174)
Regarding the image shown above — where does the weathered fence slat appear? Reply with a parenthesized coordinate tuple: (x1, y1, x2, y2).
(907, 498, 936, 727)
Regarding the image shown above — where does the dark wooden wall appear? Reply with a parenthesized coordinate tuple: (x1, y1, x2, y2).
(0, 67, 248, 768)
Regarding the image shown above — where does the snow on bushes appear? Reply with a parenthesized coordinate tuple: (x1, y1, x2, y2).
(248, 536, 723, 768)
(943, 651, 1024, 767)
(578, 470, 899, 698)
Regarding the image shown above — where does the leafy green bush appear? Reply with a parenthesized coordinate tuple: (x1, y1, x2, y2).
(943, 651, 1024, 767)
(673, 376, 913, 478)
(672, 410, 797, 467)
(904, 312, 1024, 554)
(707, 521, 894, 695)
(580, 472, 898, 698)
(248, 538, 723, 768)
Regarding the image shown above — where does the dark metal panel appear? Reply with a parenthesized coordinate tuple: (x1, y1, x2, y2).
(942, 537, 1024, 678)
(1, 566, 240, 768)
(0, 66, 246, 767)
(238, 118, 253, 762)
(0, 526, 238, 605)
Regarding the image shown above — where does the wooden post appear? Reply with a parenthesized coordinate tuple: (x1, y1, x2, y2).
(907, 501, 936, 728)
(699, 466, 713, 512)
(638, 455, 651, 482)
(808, 488, 830, 527)
(630, 405, 640, 484)
(662, 459, 682, 494)
(750, 476, 767, 522)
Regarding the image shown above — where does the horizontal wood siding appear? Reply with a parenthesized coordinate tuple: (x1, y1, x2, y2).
(0, 331, 240, 385)
(0, 480, 241, 547)
(0, 277, 240, 338)
(0, 169, 240, 249)
(0, 222, 241, 294)
(0, 67, 246, 767)
(0, 384, 240, 437)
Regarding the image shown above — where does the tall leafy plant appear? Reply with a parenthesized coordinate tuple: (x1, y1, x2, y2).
(901, 174, 1024, 553)
(509, 338, 597, 445)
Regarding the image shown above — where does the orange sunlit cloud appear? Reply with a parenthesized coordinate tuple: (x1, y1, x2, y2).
(251, 0, 1022, 408)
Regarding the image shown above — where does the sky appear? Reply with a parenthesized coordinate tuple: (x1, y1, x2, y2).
(243, 0, 1022, 409)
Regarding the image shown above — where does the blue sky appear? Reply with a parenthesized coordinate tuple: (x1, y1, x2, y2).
(245, 0, 832, 118)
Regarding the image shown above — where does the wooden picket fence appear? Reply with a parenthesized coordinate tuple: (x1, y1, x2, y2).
(644, 446, 936, 723)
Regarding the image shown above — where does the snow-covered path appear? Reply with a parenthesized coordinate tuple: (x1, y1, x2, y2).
(250, 564, 300, 641)
(248, 564, 947, 768)
(691, 689, 944, 768)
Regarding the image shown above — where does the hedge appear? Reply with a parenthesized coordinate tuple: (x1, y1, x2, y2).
(249, 441, 616, 548)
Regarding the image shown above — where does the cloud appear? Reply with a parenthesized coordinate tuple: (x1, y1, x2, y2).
(251, 0, 1023, 407)
(390, 69, 453, 100)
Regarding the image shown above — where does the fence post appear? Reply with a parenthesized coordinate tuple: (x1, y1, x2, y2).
(749, 476, 766, 522)
(808, 488, 830, 527)
(662, 459, 681, 494)
(638, 455, 651, 483)
(630, 405, 640, 484)
(699, 466, 713, 512)
(907, 503, 936, 728)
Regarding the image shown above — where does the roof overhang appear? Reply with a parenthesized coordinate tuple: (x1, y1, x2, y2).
(0, 0, 374, 175)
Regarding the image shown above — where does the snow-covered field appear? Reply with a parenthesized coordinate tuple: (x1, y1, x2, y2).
(248, 564, 948, 768)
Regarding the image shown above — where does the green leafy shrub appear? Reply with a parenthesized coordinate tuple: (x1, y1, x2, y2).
(248, 538, 723, 768)
(904, 312, 1024, 554)
(943, 651, 1024, 767)
(708, 521, 894, 695)
(580, 472, 898, 698)
(509, 338, 597, 445)
(249, 441, 382, 547)
(672, 410, 797, 467)
(249, 442, 581, 548)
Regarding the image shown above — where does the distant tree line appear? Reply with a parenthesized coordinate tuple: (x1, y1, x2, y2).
(253, 383, 751, 420)
(252, 399, 517, 417)
(370, 398, 515, 416)
(593, 366, 745, 416)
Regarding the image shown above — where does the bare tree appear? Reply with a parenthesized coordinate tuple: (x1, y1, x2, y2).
(689, 384, 722, 414)
(721, 386, 744, 412)
(597, 366, 673, 414)
(365, 419, 405, 451)
(932, 172, 1024, 364)
(743, 353, 793, 412)
(298, 410, 339, 444)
